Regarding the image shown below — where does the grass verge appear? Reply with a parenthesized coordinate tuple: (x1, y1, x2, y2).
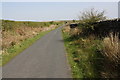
(62, 29, 104, 78)
(62, 32, 82, 78)
(1, 30, 52, 66)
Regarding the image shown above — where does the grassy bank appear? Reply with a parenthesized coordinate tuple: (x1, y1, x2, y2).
(2, 20, 63, 50)
(62, 25, 120, 78)
(1, 30, 52, 66)
(62, 27, 105, 78)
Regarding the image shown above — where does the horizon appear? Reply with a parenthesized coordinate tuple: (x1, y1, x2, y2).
(1, 2, 118, 22)
(1, 18, 77, 22)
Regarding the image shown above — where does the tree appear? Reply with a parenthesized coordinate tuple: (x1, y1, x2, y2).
(79, 8, 106, 23)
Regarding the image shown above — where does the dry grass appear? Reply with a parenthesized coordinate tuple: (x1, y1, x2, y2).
(62, 26, 71, 33)
(63, 25, 82, 36)
(102, 33, 120, 78)
(70, 28, 81, 36)
(103, 33, 120, 63)
(2, 25, 57, 53)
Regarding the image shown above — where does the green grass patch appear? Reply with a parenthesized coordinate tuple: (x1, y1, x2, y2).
(62, 30, 104, 78)
(1, 30, 52, 66)
(62, 32, 83, 78)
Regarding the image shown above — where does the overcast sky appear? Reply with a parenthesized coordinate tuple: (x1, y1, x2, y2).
(1, 2, 119, 21)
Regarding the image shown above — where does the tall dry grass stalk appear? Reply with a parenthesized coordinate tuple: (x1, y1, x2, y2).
(103, 33, 120, 63)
